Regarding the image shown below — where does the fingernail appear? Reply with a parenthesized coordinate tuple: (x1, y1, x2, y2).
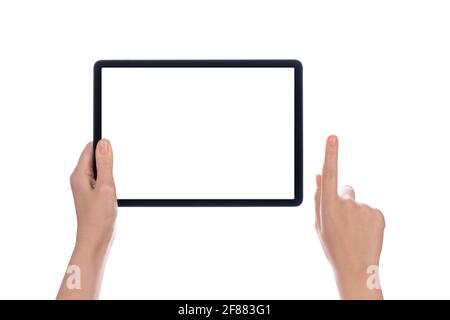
(99, 140, 109, 155)
(328, 135, 337, 146)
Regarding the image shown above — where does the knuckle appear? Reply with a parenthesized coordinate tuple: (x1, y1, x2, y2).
(360, 203, 374, 214)
(365, 205, 385, 226)
(70, 170, 81, 188)
(96, 183, 116, 195)
(340, 198, 355, 209)
(374, 209, 386, 227)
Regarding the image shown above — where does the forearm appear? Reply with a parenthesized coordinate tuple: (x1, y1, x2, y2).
(56, 239, 112, 300)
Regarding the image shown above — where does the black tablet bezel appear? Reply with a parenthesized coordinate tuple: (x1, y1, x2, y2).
(94, 59, 303, 207)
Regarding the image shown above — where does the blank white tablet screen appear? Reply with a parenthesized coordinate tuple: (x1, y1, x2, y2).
(102, 67, 295, 199)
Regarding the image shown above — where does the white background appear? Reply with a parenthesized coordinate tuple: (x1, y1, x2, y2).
(102, 67, 295, 199)
(0, 0, 449, 299)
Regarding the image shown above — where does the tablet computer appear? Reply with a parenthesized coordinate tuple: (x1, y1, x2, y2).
(94, 60, 302, 206)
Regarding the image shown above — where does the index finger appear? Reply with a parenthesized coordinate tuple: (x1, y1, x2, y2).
(321, 135, 339, 201)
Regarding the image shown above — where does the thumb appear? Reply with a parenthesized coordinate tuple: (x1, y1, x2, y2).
(95, 139, 114, 187)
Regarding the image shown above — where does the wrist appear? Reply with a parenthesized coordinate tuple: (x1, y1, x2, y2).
(75, 224, 115, 255)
